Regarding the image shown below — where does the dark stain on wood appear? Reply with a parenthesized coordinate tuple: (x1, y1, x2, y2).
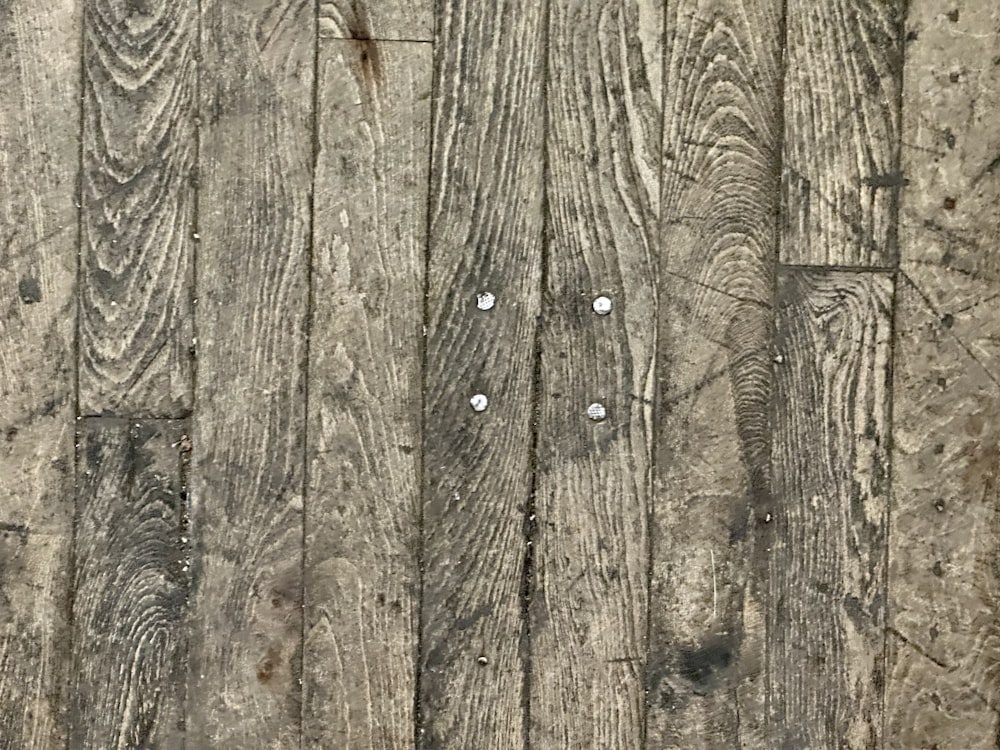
(346, 7, 382, 87)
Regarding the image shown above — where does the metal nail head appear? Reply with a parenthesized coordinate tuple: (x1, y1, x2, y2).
(471, 394, 489, 412)
(592, 296, 612, 315)
(587, 402, 607, 421)
(477, 292, 496, 311)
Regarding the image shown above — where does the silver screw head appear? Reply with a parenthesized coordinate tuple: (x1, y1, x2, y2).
(592, 296, 612, 315)
(587, 402, 607, 421)
(470, 394, 489, 412)
(477, 292, 496, 311)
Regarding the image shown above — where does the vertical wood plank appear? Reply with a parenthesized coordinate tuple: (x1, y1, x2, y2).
(419, 0, 547, 746)
(78, 0, 196, 416)
(303, 39, 431, 750)
(530, 0, 660, 747)
(646, 1, 784, 747)
(781, 0, 905, 266)
(769, 269, 893, 748)
(319, 1, 433, 42)
(188, 1, 313, 747)
(72, 419, 189, 749)
(0, 1, 79, 746)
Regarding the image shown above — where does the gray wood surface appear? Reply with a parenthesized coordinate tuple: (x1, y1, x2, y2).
(769, 269, 893, 749)
(529, 0, 660, 747)
(71, 419, 189, 749)
(782, 0, 905, 266)
(303, 38, 431, 750)
(186, 2, 314, 747)
(419, 0, 547, 746)
(319, 0, 433, 42)
(0, 2, 79, 747)
(78, 0, 196, 417)
(647, 1, 784, 747)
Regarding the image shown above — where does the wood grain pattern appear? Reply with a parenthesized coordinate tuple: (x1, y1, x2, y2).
(647, 1, 784, 747)
(529, 0, 660, 747)
(303, 39, 431, 750)
(187, 2, 313, 747)
(769, 270, 893, 748)
(319, 0, 432, 42)
(78, 0, 196, 417)
(0, 1, 79, 747)
(419, 0, 547, 746)
(72, 419, 189, 749)
(782, 0, 905, 266)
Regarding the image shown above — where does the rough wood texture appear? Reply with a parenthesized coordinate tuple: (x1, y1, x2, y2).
(781, 0, 904, 266)
(647, 1, 783, 747)
(72, 419, 189, 749)
(303, 39, 431, 750)
(769, 270, 893, 748)
(0, 2, 79, 747)
(529, 0, 660, 747)
(78, 0, 196, 417)
(187, 2, 313, 747)
(319, 0, 433, 42)
(419, 0, 546, 746)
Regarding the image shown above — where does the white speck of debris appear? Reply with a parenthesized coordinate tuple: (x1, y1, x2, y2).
(592, 295, 612, 315)
(192, 232, 201, 240)
(587, 402, 607, 421)
(471, 394, 488, 412)
(477, 655, 488, 665)
(773, 353, 784, 364)
(764, 513, 773, 523)
(339, 209, 350, 228)
(477, 292, 496, 311)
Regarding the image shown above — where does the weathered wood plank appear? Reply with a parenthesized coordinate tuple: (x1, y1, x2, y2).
(78, 0, 196, 416)
(319, 0, 432, 42)
(529, 0, 660, 746)
(420, 0, 547, 746)
(782, 0, 905, 266)
(187, 2, 313, 746)
(646, 1, 783, 747)
(72, 419, 189, 749)
(303, 39, 431, 750)
(769, 269, 893, 748)
(0, 2, 79, 746)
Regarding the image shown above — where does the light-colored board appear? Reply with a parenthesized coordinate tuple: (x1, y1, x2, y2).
(0, 1, 79, 746)
(78, 0, 196, 416)
(768, 269, 893, 748)
(319, 1, 433, 42)
(782, 0, 904, 266)
(647, 0, 784, 747)
(303, 39, 431, 750)
(530, 0, 660, 746)
(72, 419, 189, 749)
(419, 0, 547, 746)
(186, 1, 314, 746)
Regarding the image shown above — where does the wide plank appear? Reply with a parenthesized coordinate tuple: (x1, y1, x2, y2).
(419, 0, 547, 746)
(72, 419, 189, 749)
(782, 0, 905, 266)
(768, 269, 893, 748)
(78, 0, 196, 416)
(303, 39, 431, 750)
(319, 0, 432, 42)
(187, 1, 314, 746)
(0, 2, 80, 747)
(647, 0, 783, 747)
(529, 0, 660, 747)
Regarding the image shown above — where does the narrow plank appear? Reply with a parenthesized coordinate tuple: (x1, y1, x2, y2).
(420, 0, 547, 746)
(646, 1, 784, 747)
(303, 39, 431, 750)
(319, 0, 432, 42)
(72, 419, 189, 748)
(78, 0, 196, 416)
(187, 2, 313, 746)
(769, 270, 893, 748)
(529, 0, 661, 746)
(0, 1, 80, 746)
(782, 0, 904, 265)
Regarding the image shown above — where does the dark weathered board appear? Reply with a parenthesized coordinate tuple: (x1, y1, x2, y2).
(529, 0, 660, 747)
(886, 3, 1000, 745)
(319, 0, 433, 42)
(647, 1, 784, 747)
(303, 39, 431, 750)
(0, 2, 79, 747)
(419, 0, 547, 746)
(78, 0, 196, 417)
(72, 419, 189, 748)
(769, 270, 893, 748)
(782, 0, 904, 266)
(187, 1, 313, 747)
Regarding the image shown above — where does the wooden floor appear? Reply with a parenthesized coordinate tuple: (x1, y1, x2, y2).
(2, 0, 998, 748)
